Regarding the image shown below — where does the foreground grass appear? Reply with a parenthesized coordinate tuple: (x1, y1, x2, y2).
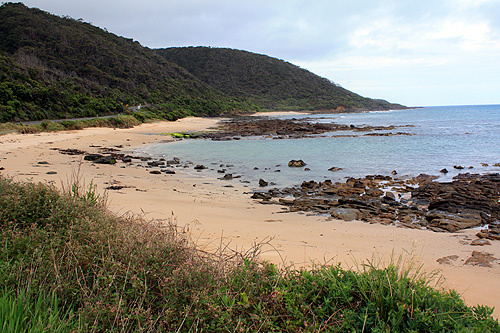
(0, 175, 498, 332)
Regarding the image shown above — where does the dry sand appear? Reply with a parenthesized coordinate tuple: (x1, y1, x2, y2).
(1, 117, 499, 317)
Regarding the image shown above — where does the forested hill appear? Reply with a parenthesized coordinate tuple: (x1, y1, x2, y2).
(0, 3, 252, 122)
(156, 47, 404, 111)
(0, 3, 403, 123)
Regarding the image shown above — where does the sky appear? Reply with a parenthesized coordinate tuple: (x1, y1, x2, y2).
(18, 0, 500, 106)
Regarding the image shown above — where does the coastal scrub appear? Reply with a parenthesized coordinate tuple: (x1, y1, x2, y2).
(0, 176, 498, 331)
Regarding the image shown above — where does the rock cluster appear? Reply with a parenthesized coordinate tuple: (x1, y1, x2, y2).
(251, 173, 500, 238)
(189, 116, 409, 140)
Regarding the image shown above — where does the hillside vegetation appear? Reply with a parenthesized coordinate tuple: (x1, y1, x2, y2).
(1, 3, 404, 124)
(1, 175, 498, 331)
(0, 2, 252, 122)
(156, 47, 404, 111)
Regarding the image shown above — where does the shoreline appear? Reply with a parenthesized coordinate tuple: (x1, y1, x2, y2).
(0, 117, 499, 317)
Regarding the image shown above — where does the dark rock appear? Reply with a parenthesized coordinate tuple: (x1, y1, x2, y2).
(259, 179, 268, 187)
(46, 171, 57, 175)
(251, 192, 272, 200)
(122, 157, 132, 163)
(37, 161, 49, 165)
(149, 170, 161, 174)
(454, 165, 464, 170)
(162, 169, 176, 174)
(167, 158, 181, 165)
(391, 170, 397, 175)
(288, 159, 307, 167)
(148, 160, 165, 167)
(84, 153, 104, 161)
(328, 166, 343, 172)
(194, 164, 207, 170)
(95, 156, 116, 164)
(440, 168, 448, 174)
(55, 148, 87, 155)
(221, 174, 233, 180)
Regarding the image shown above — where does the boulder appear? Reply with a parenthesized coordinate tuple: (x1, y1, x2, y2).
(194, 164, 207, 170)
(288, 159, 307, 167)
(259, 179, 268, 187)
(330, 208, 361, 221)
(328, 166, 343, 172)
(148, 160, 165, 167)
(93, 155, 116, 164)
(84, 153, 104, 161)
(167, 158, 181, 165)
(251, 192, 272, 200)
(426, 210, 482, 232)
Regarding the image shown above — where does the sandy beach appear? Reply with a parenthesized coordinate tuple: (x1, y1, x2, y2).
(1, 117, 499, 317)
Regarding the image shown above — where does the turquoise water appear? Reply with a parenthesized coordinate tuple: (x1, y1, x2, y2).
(141, 105, 500, 188)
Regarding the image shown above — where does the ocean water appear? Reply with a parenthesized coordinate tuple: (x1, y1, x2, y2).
(140, 105, 500, 188)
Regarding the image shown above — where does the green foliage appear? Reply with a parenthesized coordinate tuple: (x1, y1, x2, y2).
(0, 289, 76, 332)
(165, 132, 191, 138)
(0, 176, 498, 332)
(157, 46, 406, 112)
(0, 3, 254, 123)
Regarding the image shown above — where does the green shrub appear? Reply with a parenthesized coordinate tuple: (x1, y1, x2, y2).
(0, 175, 498, 332)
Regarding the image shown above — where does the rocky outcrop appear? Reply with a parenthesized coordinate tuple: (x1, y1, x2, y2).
(189, 116, 408, 140)
(250, 173, 500, 238)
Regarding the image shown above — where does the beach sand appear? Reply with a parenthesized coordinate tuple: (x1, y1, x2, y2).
(1, 117, 499, 317)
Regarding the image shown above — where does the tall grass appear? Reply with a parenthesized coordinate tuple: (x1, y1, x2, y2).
(0, 289, 76, 332)
(0, 175, 498, 332)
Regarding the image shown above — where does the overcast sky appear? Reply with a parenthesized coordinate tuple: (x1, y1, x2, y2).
(19, 0, 500, 106)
